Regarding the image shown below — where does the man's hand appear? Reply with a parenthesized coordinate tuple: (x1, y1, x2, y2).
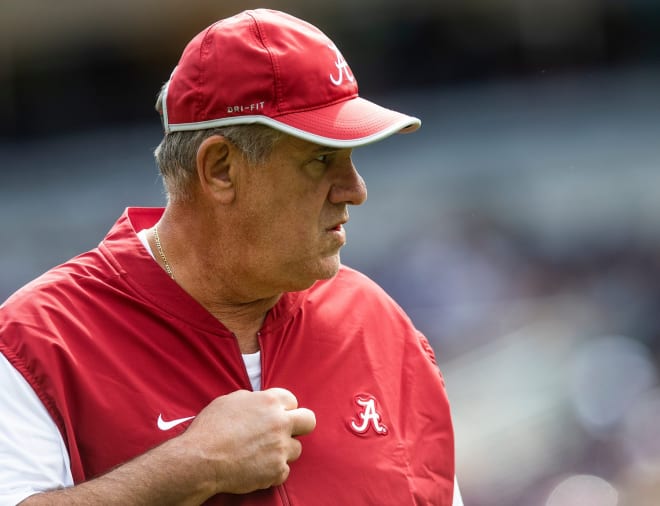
(180, 387, 317, 495)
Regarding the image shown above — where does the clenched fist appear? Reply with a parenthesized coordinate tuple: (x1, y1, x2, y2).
(179, 388, 316, 495)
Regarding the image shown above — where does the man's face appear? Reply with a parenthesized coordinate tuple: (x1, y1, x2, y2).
(231, 135, 367, 295)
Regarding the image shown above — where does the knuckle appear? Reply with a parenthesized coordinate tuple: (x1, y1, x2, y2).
(266, 387, 297, 407)
(274, 463, 291, 485)
(268, 410, 291, 433)
(289, 439, 303, 461)
(261, 389, 281, 406)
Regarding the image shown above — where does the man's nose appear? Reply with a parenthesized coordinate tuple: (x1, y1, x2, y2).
(329, 160, 367, 206)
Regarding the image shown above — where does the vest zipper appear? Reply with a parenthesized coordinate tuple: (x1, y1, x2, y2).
(259, 331, 291, 505)
(277, 483, 291, 506)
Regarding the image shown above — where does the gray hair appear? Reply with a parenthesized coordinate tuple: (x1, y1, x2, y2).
(153, 86, 284, 203)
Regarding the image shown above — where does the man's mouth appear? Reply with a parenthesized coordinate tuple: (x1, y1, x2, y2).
(326, 214, 349, 233)
(327, 220, 347, 232)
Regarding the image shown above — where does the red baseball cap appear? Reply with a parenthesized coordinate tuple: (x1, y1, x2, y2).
(161, 9, 421, 148)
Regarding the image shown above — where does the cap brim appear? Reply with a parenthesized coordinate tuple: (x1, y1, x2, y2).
(164, 95, 421, 148)
(271, 96, 421, 148)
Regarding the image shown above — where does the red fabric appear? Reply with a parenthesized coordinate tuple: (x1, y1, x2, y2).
(0, 207, 454, 505)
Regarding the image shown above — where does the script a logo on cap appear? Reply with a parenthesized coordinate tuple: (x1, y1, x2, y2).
(328, 43, 354, 86)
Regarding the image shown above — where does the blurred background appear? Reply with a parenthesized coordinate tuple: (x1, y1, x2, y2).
(2, 0, 660, 504)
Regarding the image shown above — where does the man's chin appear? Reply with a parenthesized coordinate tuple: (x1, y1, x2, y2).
(318, 254, 341, 279)
(289, 258, 341, 291)
(316, 263, 341, 281)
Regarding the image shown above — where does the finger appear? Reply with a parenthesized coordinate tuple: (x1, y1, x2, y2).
(265, 387, 298, 410)
(286, 438, 303, 463)
(289, 407, 316, 436)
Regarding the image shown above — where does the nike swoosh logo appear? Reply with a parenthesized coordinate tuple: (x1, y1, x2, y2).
(157, 414, 195, 431)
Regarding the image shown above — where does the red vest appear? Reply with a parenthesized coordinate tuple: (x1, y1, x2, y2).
(0, 208, 455, 505)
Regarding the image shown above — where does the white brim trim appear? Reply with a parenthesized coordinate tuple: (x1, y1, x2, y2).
(164, 114, 421, 148)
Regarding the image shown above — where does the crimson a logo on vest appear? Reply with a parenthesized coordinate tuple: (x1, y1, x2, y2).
(347, 393, 389, 436)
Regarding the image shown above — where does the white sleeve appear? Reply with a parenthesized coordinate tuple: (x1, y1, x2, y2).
(0, 352, 73, 505)
(453, 476, 464, 506)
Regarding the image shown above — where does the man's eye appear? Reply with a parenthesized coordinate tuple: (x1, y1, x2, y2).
(315, 154, 330, 163)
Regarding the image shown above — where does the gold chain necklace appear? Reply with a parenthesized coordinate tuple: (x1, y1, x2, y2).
(153, 226, 174, 279)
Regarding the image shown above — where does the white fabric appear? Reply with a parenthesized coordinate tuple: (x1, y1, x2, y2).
(243, 351, 262, 391)
(0, 230, 463, 505)
(0, 352, 72, 505)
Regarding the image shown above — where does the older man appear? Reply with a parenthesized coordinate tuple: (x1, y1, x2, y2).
(0, 9, 461, 505)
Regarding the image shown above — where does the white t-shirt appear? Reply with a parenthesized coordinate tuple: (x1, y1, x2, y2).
(0, 351, 74, 505)
(0, 230, 463, 505)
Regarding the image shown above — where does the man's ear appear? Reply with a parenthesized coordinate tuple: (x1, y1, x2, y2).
(196, 135, 238, 204)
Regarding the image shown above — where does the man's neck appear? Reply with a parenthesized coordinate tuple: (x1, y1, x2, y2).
(148, 207, 281, 354)
(201, 296, 280, 354)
